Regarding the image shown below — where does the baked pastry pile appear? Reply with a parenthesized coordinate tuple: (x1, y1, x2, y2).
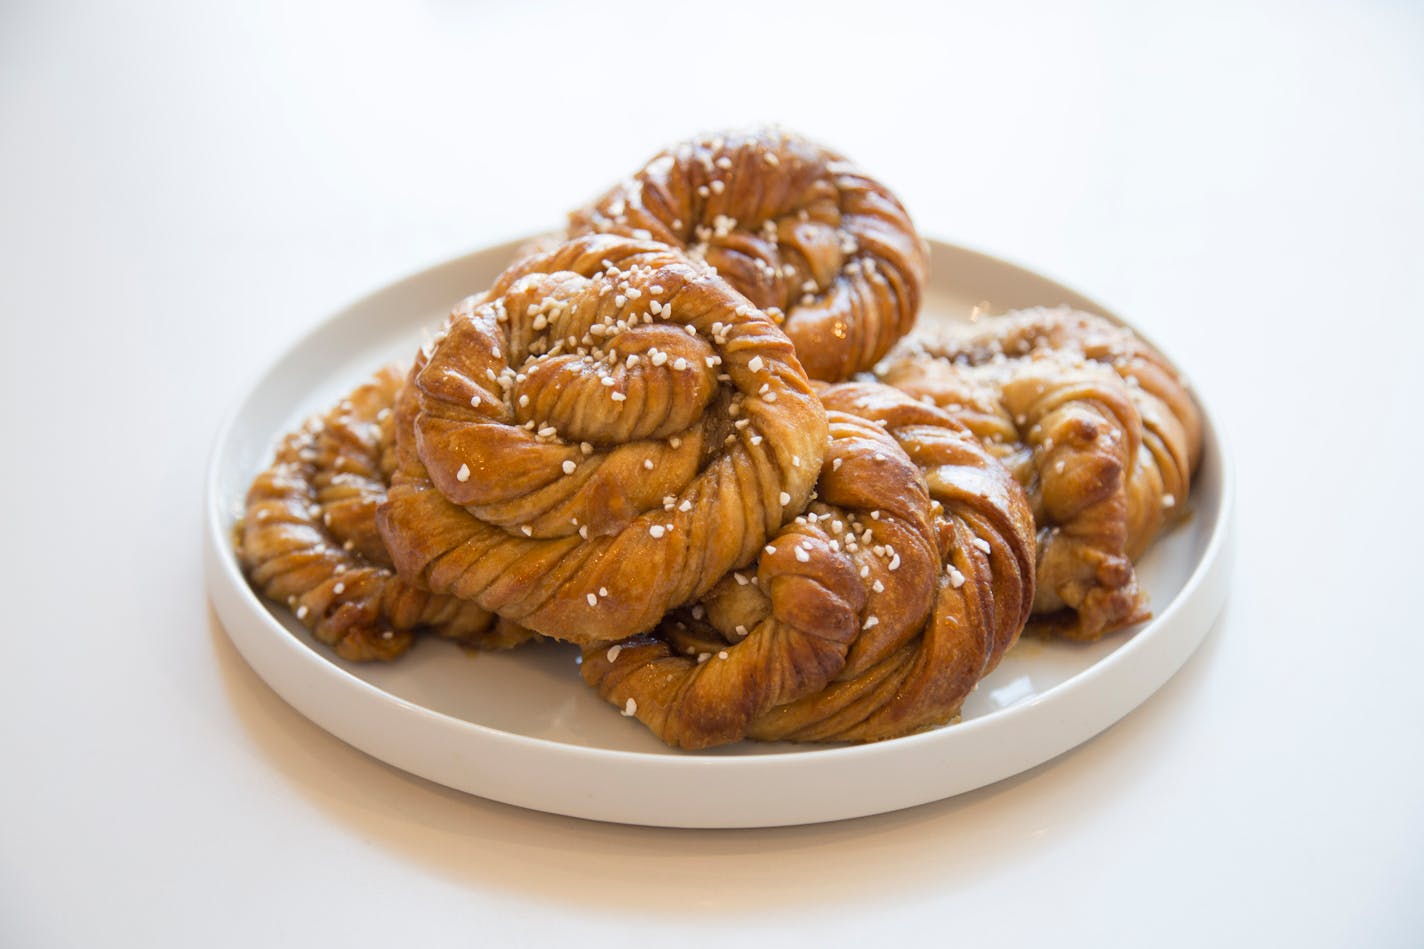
(235, 128, 1202, 748)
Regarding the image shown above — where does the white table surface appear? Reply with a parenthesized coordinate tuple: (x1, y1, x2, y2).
(3, 1, 1421, 945)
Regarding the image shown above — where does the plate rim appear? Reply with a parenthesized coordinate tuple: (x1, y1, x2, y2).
(204, 237, 1234, 824)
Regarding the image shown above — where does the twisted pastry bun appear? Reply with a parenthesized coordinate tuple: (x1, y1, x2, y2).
(580, 382, 1035, 748)
(237, 367, 525, 661)
(567, 127, 929, 382)
(377, 235, 829, 645)
(879, 307, 1202, 641)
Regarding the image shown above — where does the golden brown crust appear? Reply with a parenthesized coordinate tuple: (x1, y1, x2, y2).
(567, 128, 929, 382)
(377, 234, 830, 646)
(580, 383, 1035, 748)
(879, 307, 1202, 641)
(237, 367, 517, 661)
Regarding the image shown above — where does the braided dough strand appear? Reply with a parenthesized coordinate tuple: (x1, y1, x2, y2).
(746, 384, 1035, 742)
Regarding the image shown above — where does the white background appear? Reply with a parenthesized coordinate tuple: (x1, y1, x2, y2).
(3, 1, 1421, 945)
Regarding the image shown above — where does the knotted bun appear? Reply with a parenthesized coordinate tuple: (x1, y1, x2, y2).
(879, 307, 1202, 640)
(378, 235, 829, 645)
(568, 127, 928, 382)
(581, 382, 1035, 747)
(237, 367, 519, 660)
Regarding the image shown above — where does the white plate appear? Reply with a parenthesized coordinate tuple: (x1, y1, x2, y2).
(205, 238, 1233, 828)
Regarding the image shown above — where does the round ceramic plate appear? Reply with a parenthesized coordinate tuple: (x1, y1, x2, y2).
(205, 238, 1233, 828)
